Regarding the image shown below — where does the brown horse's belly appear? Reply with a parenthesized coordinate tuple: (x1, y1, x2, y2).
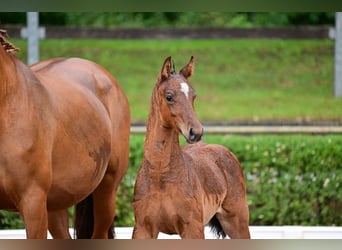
(42, 82, 112, 210)
(0, 188, 16, 210)
(46, 146, 111, 210)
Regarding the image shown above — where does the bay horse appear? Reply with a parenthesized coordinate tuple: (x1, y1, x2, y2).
(0, 29, 130, 239)
(132, 56, 250, 239)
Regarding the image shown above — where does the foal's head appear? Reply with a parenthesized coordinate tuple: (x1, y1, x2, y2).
(153, 56, 203, 144)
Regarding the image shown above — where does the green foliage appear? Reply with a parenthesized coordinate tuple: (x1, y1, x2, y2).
(0, 211, 24, 229)
(47, 12, 337, 28)
(0, 12, 335, 28)
(115, 135, 144, 226)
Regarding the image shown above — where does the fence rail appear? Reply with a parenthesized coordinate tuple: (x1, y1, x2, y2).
(1, 226, 341, 239)
(2, 25, 333, 40)
(131, 125, 342, 135)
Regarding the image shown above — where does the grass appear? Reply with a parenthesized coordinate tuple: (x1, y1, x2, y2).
(11, 38, 342, 122)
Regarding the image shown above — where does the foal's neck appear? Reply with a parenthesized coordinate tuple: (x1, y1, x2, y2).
(144, 102, 184, 171)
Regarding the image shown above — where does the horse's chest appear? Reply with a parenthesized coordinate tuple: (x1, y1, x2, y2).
(142, 187, 200, 233)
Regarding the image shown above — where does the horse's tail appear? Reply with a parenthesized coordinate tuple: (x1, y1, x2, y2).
(208, 215, 227, 239)
(74, 194, 94, 239)
(74, 194, 115, 239)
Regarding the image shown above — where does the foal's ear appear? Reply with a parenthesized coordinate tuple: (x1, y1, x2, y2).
(180, 56, 195, 79)
(158, 56, 172, 82)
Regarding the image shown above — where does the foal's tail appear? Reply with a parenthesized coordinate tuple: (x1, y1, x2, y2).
(74, 194, 115, 239)
(209, 215, 227, 239)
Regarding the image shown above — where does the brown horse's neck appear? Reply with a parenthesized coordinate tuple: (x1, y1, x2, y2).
(144, 90, 184, 171)
(0, 47, 20, 101)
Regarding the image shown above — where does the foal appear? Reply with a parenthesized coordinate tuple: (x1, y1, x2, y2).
(132, 56, 250, 239)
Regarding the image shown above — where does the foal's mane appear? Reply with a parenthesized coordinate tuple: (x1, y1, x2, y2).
(0, 29, 19, 55)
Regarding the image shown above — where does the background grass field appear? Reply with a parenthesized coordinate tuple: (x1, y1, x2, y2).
(12, 38, 342, 123)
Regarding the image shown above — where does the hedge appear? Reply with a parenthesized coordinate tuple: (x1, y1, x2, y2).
(116, 134, 342, 227)
(1, 134, 341, 229)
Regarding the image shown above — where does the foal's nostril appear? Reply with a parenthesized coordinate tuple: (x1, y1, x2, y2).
(189, 127, 203, 143)
(189, 128, 196, 141)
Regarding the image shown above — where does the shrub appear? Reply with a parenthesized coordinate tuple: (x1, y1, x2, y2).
(0, 211, 24, 229)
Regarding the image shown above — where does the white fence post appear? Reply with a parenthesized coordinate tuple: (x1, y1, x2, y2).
(20, 12, 45, 65)
(334, 12, 342, 97)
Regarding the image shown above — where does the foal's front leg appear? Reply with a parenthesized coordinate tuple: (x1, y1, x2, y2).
(180, 221, 205, 239)
(132, 208, 158, 238)
(132, 198, 160, 239)
(132, 225, 158, 239)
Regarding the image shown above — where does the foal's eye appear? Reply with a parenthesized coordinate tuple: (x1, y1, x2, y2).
(165, 95, 173, 102)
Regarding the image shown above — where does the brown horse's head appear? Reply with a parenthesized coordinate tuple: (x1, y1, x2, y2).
(154, 56, 203, 144)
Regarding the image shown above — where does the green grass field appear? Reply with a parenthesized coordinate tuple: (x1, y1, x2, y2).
(12, 38, 342, 122)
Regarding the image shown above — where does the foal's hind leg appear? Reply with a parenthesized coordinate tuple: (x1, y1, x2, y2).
(48, 209, 72, 239)
(216, 199, 251, 239)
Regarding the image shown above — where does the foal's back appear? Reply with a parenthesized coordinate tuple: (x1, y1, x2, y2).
(182, 142, 246, 196)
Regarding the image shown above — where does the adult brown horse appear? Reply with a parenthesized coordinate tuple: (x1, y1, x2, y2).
(0, 30, 130, 239)
(132, 56, 250, 239)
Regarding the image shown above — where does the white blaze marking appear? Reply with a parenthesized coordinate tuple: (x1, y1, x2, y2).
(180, 82, 189, 99)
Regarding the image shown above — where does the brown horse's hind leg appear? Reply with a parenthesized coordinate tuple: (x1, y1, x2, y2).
(91, 175, 116, 238)
(91, 158, 127, 239)
(216, 200, 251, 239)
(48, 209, 72, 239)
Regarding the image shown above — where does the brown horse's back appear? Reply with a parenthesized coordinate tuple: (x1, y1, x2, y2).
(32, 57, 130, 145)
(32, 57, 130, 174)
(31, 57, 127, 110)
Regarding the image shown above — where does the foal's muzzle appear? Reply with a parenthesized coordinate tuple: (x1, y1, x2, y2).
(187, 127, 204, 144)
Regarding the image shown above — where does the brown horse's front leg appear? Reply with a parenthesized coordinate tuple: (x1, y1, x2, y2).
(19, 185, 49, 239)
(48, 209, 72, 239)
